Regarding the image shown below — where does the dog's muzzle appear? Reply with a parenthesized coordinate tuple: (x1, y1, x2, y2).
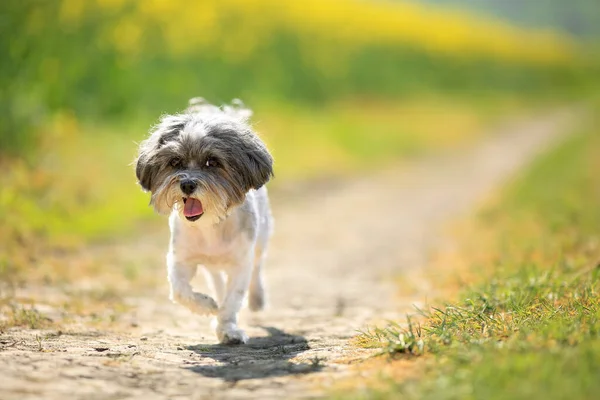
(179, 179, 204, 221)
(180, 179, 197, 195)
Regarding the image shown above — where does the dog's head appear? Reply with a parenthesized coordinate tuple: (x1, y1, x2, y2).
(135, 98, 273, 225)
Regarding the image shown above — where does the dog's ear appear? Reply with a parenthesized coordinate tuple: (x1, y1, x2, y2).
(222, 100, 272, 190)
(239, 134, 274, 191)
(135, 114, 190, 191)
(135, 150, 156, 192)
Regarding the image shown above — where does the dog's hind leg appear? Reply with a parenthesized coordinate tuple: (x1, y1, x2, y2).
(167, 253, 218, 316)
(248, 249, 267, 311)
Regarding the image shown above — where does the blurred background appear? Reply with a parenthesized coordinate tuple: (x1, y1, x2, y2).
(0, 0, 599, 250)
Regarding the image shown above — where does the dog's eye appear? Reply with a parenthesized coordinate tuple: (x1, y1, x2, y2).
(170, 158, 182, 168)
(205, 158, 219, 168)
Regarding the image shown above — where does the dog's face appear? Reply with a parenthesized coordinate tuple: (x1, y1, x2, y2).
(135, 101, 273, 225)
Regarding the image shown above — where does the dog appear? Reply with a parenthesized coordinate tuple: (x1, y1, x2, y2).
(135, 97, 274, 344)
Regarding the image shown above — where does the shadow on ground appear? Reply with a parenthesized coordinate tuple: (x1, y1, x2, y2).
(185, 326, 321, 382)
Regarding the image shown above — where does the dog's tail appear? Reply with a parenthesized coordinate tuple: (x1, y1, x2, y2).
(187, 97, 253, 121)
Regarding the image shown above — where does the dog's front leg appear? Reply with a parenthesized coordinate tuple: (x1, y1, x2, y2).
(216, 254, 253, 345)
(167, 252, 218, 316)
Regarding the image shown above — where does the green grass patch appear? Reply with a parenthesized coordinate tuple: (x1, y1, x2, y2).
(0, 303, 55, 331)
(352, 109, 600, 399)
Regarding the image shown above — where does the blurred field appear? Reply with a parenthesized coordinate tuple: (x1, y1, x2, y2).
(2, 0, 598, 154)
(1, 0, 597, 248)
(0, 96, 523, 248)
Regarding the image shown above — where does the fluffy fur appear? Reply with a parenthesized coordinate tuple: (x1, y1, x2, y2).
(135, 97, 274, 344)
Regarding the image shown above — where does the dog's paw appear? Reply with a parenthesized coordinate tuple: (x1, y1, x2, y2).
(191, 293, 218, 316)
(216, 324, 249, 345)
(172, 291, 218, 316)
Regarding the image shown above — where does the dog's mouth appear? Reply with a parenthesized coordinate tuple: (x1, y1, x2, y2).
(182, 197, 204, 221)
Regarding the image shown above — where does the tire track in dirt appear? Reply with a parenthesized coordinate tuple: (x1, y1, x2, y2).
(0, 110, 577, 399)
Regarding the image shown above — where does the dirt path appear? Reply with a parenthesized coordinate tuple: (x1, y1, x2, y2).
(0, 111, 577, 399)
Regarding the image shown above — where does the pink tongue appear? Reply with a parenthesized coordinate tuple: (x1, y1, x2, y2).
(183, 198, 204, 217)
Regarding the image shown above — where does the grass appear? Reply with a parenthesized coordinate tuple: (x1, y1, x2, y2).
(0, 303, 54, 332)
(349, 106, 600, 399)
(0, 284, 131, 332)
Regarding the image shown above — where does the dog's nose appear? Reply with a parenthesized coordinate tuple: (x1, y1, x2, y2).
(180, 179, 197, 195)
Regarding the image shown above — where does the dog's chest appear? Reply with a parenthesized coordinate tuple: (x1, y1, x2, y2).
(174, 220, 249, 267)
(187, 227, 234, 255)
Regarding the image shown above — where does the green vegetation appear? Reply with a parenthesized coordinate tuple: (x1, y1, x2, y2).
(0, 305, 53, 331)
(1, 0, 596, 155)
(353, 109, 600, 399)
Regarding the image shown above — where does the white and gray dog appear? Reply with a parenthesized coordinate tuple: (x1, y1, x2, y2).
(135, 98, 274, 344)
